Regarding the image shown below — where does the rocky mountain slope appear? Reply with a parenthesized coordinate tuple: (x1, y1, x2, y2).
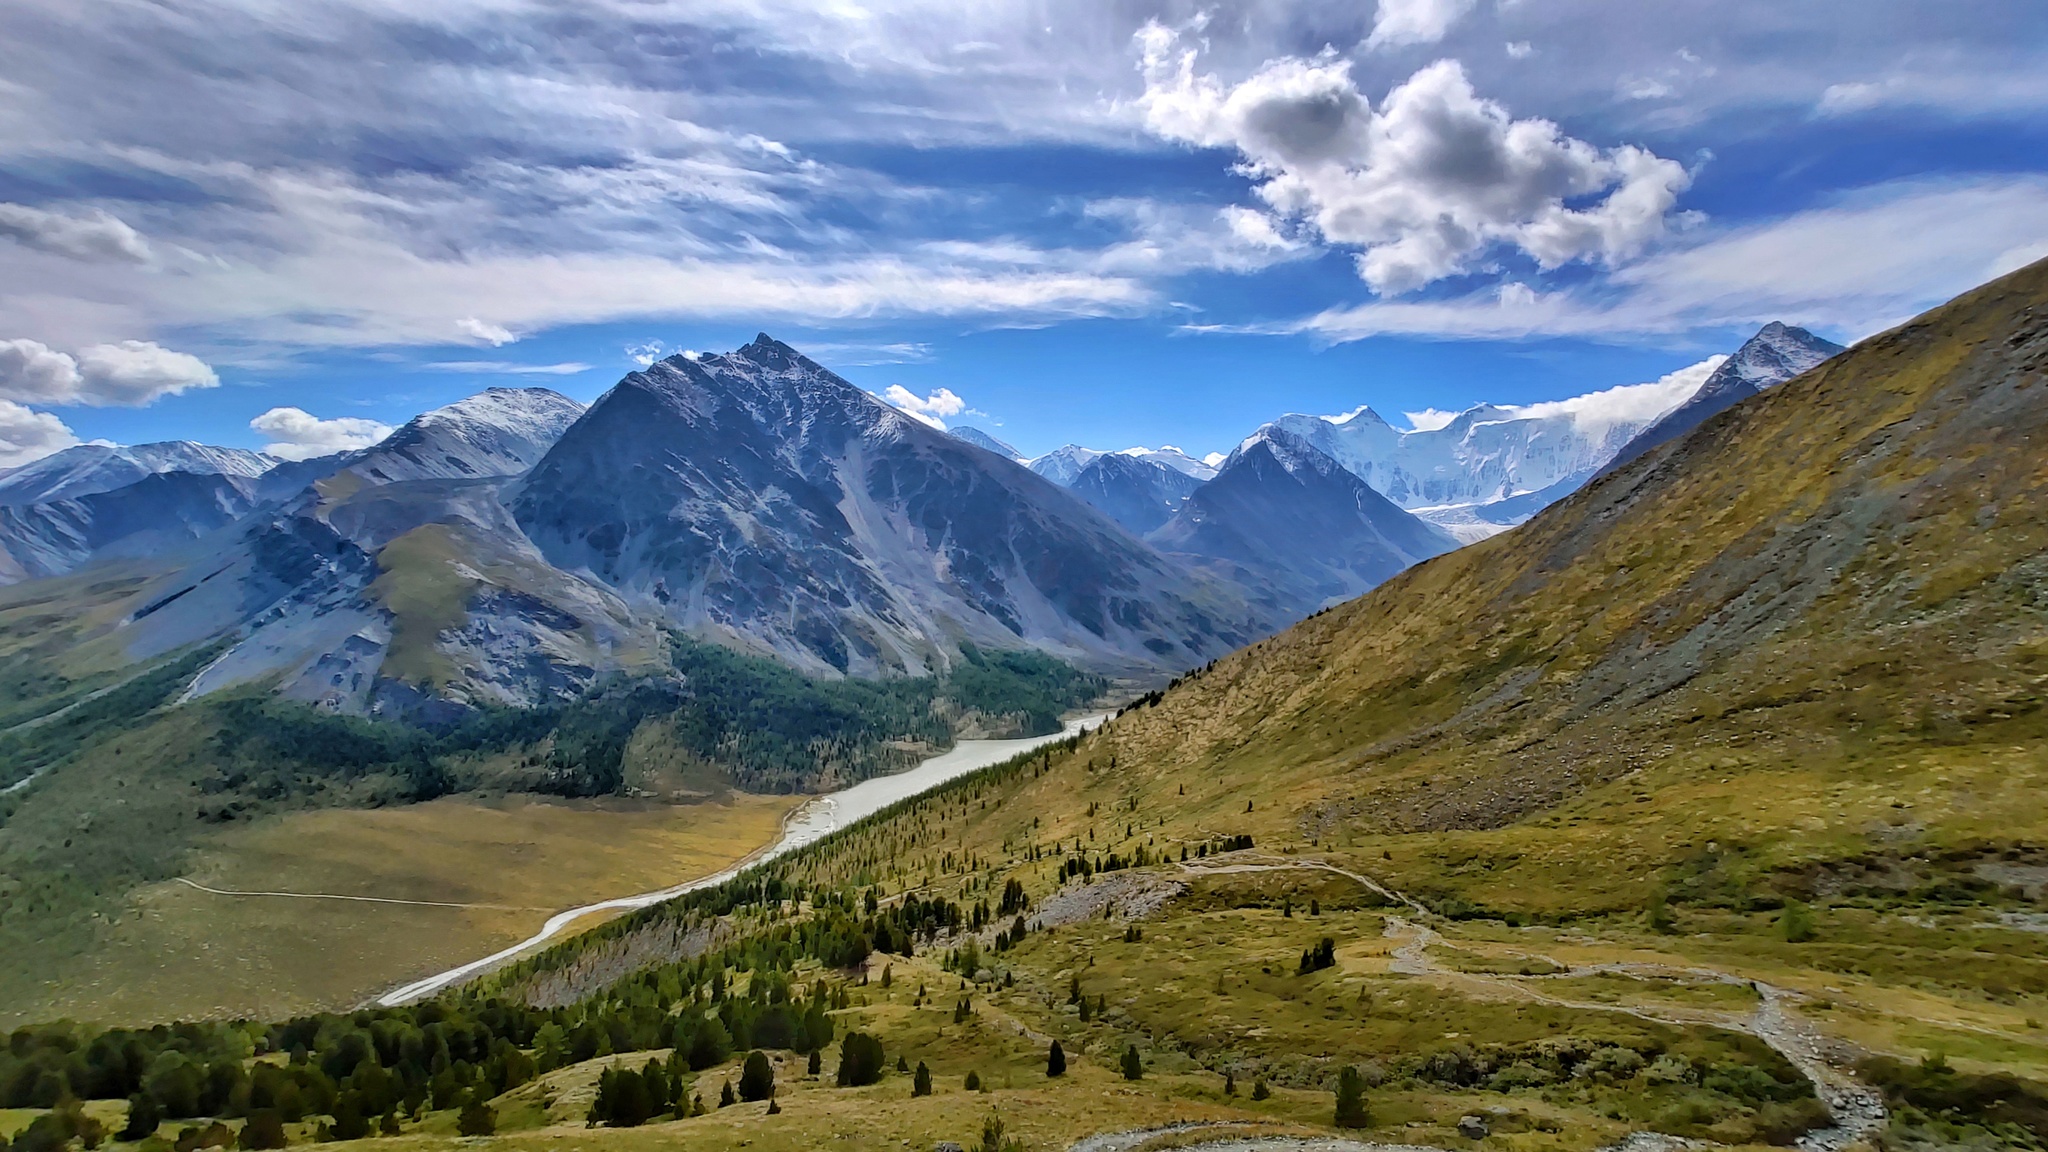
(334, 387, 586, 485)
(945, 426, 1022, 460)
(0, 471, 262, 584)
(512, 336, 1263, 678)
(1150, 427, 1459, 614)
(1067, 451, 1204, 536)
(1601, 322, 1844, 475)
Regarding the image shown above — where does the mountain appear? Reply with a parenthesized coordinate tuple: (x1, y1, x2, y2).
(0, 472, 262, 584)
(1027, 444, 1218, 487)
(1149, 427, 1459, 613)
(946, 426, 1023, 460)
(1067, 451, 1204, 536)
(1600, 322, 1844, 475)
(0, 441, 276, 506)
(1024, 444, 1104, 486)
(1252, 357, 1730, 539)
(332, 387, 586, 486)
(512, 335, 1264, 677)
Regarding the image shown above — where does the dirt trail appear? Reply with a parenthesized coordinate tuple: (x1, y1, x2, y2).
(1159, 856, 1884, 1152)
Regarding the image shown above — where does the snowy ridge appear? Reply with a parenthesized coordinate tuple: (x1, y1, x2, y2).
(0, 441, 278, 506)
(343, 387, 586, 484)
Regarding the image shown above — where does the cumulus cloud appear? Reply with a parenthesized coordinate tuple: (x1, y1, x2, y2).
(0, 203, 151, 263)
(1136, 26, 1693, 295)
(0, 399, 80, 468)
(880, 384, 969, 428)
(1368, 0, 1478, 49)
(1402, 407, 1459, 431)
(0, 338, 219, 406)
(456, 317, 517, 346)
(626, 341, 666, 367)
(249, 407, 394, 461)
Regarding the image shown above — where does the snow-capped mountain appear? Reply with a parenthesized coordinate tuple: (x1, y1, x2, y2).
(0, 441, 276, 506)
(512, 335, 1264, 677)
(1250, 354, 1734, 540)
(947, 426, 1023, 460)
(1070, 452, 1205, 536)
(1150, 427, 1458, 614)
(1025, 445, 1105, 487)
(340, 387, 586, 484)
(1027, 444, 1218, 486)
(1601, 323, 1844, 475)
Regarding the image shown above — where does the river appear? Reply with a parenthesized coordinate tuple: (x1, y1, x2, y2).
(374, 712, 1107, 1005)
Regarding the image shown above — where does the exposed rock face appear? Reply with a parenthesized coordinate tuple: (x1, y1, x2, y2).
(1068, 452, 1204, 536)
(512, 335, 1262, 677)
(946, 426, 1022, 460)
(1149, 428, 1458, 615)
(0, 472, 261, 583)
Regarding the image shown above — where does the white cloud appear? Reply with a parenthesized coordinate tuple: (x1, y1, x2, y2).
(1505, 41, 1534, 59)
(0, 203, 151, 263)
(626, 341, 665, 367)
(0, 399, 80, 468)
(1286, 177, 2048, 342)
(0, 338, 218, 406)
(880, 384, 969, 428)
(249, 407, 394, 461)
(424, 360, 591, 375)
(1367, 0, 1478, 49)
(1402, 407, 1459, 432)
(1136, 27, 1692, 295)
(1503, 355, 1723, 434)
(456, 317, 517, 346)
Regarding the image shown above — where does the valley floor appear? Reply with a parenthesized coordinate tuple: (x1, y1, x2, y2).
(5, 793, 795, 1027)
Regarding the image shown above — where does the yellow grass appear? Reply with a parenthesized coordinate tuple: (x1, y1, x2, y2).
(17, 792, 795, 1026)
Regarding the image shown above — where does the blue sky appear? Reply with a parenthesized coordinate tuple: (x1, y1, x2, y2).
(1, 0, 2045, 464)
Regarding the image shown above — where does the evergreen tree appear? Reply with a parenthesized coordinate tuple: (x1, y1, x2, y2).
(718, 1080, 735, 1109)
(378, 1113, 401, 1138)
(456, 1100, 496, 1137)
(807, 1050, 822, 1077)
(1334, 1065, 1370, 1128)
(1046, 1042, 1065, 1079)
(835, 1033, 885, 1087)
(329, 1092, 370, 1141)
(1251, 1079, 1271, 1101)
(1119, 1045, 1143, 1081)
(912, 1062, 932, 1097)
(238, 1110, 287, 1150)
(1223, 1071, 1235, 1096)
(738, 1052, 774, 1103)
(121, 1093, 162, 1141)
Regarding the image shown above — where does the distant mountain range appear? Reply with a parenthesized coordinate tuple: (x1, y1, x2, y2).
(0, 321, 1844, 716)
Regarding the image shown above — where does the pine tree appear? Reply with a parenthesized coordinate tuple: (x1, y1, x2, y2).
(120, 1094, 162, 1141)
(912, 1062, 932, 1097)
(1251, 1078, 1271, 1101)
(964, 1071, 981, 1091)
(719, 1080, 735, 1109)
(1334, 1065, 1370, 1128)
(739, 1052, 774, 1103)
(1120, 1045, 1143, 1081)
(1046, 1041, 1065, 1078)
(807, 1050, 822, 1077)
(1223, 1070, 1235, 1096)
(457, 1100, 496, 1137)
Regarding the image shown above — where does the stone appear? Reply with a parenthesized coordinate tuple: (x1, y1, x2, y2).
(1458, 1115, 1490, 1139)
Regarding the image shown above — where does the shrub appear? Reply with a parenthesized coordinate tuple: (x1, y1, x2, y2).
(456, 1101, 495, 1137)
